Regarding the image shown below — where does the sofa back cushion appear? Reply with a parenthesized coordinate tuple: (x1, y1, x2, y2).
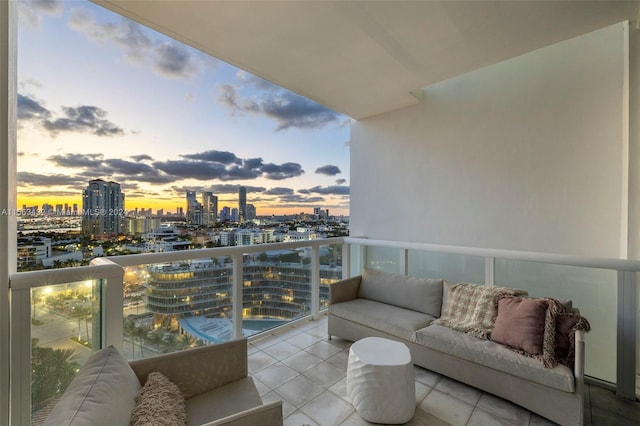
(45, 345, 141, 426)
(358, 268, 443, 317)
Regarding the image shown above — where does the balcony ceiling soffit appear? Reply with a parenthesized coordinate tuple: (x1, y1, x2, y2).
(92, 1, 639, 119)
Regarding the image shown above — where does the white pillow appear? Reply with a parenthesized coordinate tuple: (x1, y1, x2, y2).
(44, 346, 141, 426)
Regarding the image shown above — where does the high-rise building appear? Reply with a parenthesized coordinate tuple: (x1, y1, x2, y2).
(186, 191, 203, 225)
(82, 179, 124, 238)
(220, 206, 231, 222)
(246, 204, 256, 221)
(202, 191, 218, 225)
(239, 186, 246, 223)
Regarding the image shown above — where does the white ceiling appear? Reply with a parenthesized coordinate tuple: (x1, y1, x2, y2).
(92, 1, 639, 119)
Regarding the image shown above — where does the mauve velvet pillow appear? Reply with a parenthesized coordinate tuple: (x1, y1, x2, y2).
(491, 297, 548, 355)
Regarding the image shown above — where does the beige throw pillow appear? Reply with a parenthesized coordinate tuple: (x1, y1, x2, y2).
(130, 372, 187, 426)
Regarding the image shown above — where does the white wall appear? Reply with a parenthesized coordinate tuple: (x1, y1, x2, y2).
(351, 23, 629, 258)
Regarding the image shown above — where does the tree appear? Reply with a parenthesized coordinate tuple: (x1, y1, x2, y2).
(134, 325, 148, 357)
(258, 252, 268, 262)
(162, 332, 178, 353)
(31, 338, 79, 411)
(177, 333, 197, 350)
(70, 305, 92, 343)
(147, 329, 164, 353)
(123, 318, 137, 356)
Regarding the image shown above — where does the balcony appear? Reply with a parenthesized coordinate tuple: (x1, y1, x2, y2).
(4, 2, 640, 425)
(5, 237, 640, 425)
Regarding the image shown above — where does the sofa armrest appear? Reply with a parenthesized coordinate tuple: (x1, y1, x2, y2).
(129, 338, 248, 399)
(200, 400, 283, 426)
(329, 275, 362, 304)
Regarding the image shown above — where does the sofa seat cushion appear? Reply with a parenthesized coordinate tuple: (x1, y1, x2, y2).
(185, 376, 263, 426)
(412, 324, 575, 392)
(358, 269, 444, 317)
(44, 346, 141, 426)
(330, 298, 436, 340)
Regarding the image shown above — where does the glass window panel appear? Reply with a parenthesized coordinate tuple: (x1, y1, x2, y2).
(319, 244, 343, 311)
(365, 246, 400, 273)
(408, 250, 485, 283)
(31, 280, 101, 417)
(126, 257, 233, 360)
(495, 259, 616, 383)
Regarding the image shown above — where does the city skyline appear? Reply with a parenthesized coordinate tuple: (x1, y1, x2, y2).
(16, 0, 350, 216)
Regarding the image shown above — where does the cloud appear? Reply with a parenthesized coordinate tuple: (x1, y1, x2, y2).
(17, 171, 82, 187)
(104, 159, 158, 175)
(19, 0, 63, 28)
(335, 178, 346, 185)
(214, 184, 265, 194)
(315, 165, 341, 176)
(43, 105, 125, 137)
(153, 156, 301, 182)
(17, 94, 51, 121)
(130, 154, 153, 162)
(170, 184, 265, 196)
(277, 194, 325, 204)
(299, 185, 350, 195)
(219, 77, 344, 131)
(182, 150, 241, 165)
(152, 160, 226, 180)
(263, 187, 294, 196)
(48, 153, 104, 169)
(153, 43, 200, 79)
(261, 162, 304, 180)
(46, 154, 175, 185)
(68, 6, 209, 80)
(18, 92, 126, 138)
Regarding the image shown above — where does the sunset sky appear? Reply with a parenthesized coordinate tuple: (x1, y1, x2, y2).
(16, 0, 351, 216)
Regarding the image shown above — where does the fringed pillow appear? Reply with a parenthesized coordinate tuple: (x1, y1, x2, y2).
(555, 312, 591, 368)
(434, 282, 527, 338)
(130, 372, 187, 426)
(491, 297, 548, 355)
(492, 296, 590, 368)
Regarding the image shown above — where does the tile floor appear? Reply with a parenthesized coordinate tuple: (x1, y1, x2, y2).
(247, 314, 640, 426)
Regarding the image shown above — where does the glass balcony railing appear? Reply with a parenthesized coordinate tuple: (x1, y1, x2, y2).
(6, 237, 639, 424)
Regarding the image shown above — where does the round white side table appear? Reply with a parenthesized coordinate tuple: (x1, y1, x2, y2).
(346, 337, 415, 424)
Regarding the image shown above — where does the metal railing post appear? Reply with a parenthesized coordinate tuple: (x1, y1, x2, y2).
(342, 241, 350, 279)
(485, 257, 495, 285)
(311, 245, 320, 320)
(232, 254, 244, 339)
(617, 270, 637, 399)
(399, 248, 408, 275)
(10, 288, 31, 426)
(91, 258, 125, 351)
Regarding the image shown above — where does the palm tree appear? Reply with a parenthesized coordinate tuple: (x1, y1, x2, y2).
(123, 318, 137, 356)
(177, 333, 197, 350)
(69, 305, 91, 342)
(147, 329, 164, 354)
(134, 325, 148, 357)
(162, 332, 178, 353)
(31, 338, 79, 410)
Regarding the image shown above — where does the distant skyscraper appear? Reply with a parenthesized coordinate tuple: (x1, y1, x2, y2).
(202, 191, 218, 225)
(220, 206, 231, 222)
(239, 186, 246, 223)
(82, 179, 124, 238)
(186, 190, 203, 225)
(246, 204, 256, 221)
